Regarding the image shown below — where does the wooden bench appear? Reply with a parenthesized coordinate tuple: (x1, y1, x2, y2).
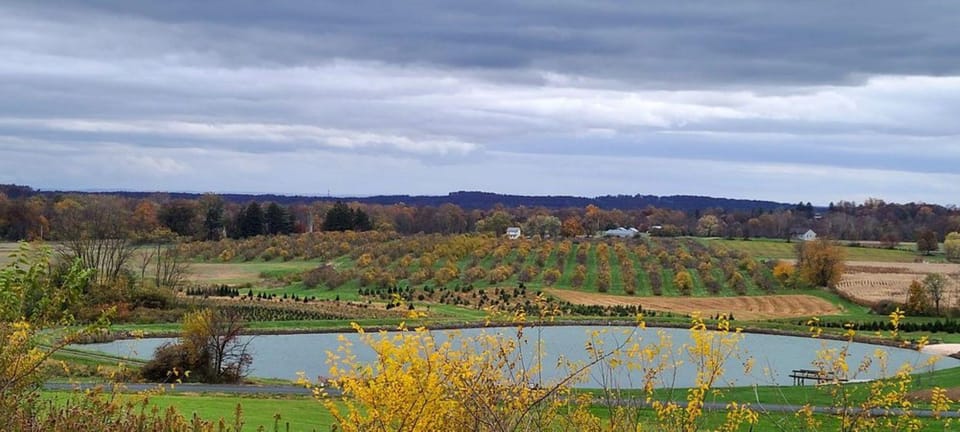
(789, 369, 848, 386)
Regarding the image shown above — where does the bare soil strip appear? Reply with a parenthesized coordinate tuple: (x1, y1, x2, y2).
(545, 289, 841, 320)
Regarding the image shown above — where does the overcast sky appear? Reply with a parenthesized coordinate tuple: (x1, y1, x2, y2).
(1, 1, 959, 205)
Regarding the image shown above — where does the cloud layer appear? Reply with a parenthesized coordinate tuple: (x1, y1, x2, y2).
(1, 1, 959, 204)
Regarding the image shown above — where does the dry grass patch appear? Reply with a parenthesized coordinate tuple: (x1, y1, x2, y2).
(188, 261, 316, 284)
(546, 289, 841, 320)
(907, 387, 960, 403)
(838, 261, 960, 305)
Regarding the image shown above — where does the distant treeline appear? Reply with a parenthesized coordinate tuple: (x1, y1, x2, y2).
(8, 185, 788, 211)
(1, 184, 958, 244)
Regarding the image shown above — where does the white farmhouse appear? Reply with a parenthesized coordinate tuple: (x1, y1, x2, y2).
(505, 227, 522, 240)
(798, 229, 817, 241)
(603, 227, 639, 238)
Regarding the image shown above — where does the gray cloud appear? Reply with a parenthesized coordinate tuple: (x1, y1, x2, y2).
(13, 0, 960, 87)
(1, 1, 959, 204)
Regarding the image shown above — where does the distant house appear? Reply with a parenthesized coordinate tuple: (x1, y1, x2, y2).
(505, 227, 522, 240)
(603, 227, 639, 238)
(796, 229, 817, 241)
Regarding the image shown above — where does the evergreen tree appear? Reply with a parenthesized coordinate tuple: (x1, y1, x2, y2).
(353, 208, 373, 231)
(158, 200, 198, 237)
(288, 211, 298, 234)
(264, 202, 292, 235)
(237, 202, 265, 237)
(201, 194, 225, 241)
(323, 201, 355, 231)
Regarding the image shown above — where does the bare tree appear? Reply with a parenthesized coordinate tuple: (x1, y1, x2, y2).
(55, 196, 136, 287)
(137, 247, 156, 289)
(155, 245, 189, 291)
(924, 273, 948, 316)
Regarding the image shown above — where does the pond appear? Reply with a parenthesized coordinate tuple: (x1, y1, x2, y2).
(78, 326, 959, 388)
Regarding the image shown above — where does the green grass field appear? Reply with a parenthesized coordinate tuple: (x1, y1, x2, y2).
(43, 378, 960, 432)
(707, 238, 939, 262)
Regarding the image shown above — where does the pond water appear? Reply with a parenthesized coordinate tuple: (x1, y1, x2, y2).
(79, 326, 959, 388)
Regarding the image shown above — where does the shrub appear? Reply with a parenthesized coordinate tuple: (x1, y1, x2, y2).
(541, 268, 562, 285)
(302, 264, 348, 289)
(674, 271, 693, 296)
(140, 341, 200, 382)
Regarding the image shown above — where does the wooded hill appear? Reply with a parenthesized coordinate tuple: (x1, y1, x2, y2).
(2, 185, 788, 212)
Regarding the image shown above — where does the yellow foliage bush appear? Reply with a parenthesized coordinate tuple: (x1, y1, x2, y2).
(772, 261, 795, 283)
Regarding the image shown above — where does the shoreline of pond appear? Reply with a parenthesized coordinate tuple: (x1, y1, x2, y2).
(76, 319, 958, 359)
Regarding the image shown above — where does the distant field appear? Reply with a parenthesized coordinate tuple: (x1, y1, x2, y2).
(707, 238, 936, 263)
(188, 261, 318, 285)
(838, 261, 960, 306)
(0, 241, 22, 265)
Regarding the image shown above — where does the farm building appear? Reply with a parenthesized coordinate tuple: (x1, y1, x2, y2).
(603, 227, 639, 238)
(794, 229, 817, 241)
(505, 227, 522, 239)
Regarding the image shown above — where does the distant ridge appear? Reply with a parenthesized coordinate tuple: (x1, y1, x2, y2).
(341, 191, 790, 212)
(4, 185, 790, 212)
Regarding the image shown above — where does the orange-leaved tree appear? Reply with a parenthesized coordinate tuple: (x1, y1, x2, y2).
(796, 238, 846, 288)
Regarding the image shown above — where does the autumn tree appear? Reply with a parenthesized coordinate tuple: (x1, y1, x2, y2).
(131, 200, 160, 238)
(916, 228, 939, 256)
(584, 204, 602, 233)
(523, 214, 562, 238)
(432, 203, 468, 234)
(796, 239, 845, 288)
(906, 280, 930, 315)
(696, 215, 723, 237)
(475, 210, 513, 235)
(143, 308, 251, 383)
(560, 216, 584, 237)
(944, 232, 960, 262)
(923, 273, 949, 316)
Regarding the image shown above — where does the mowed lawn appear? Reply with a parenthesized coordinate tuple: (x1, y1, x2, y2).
(143, 394, 336, 431)
(707, 238, 933, 263)
(43, 392, 336, 431)
(43, 389, 959, 431)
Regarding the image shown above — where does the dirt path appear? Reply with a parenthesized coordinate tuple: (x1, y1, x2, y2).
(546, 289, 841, 320)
